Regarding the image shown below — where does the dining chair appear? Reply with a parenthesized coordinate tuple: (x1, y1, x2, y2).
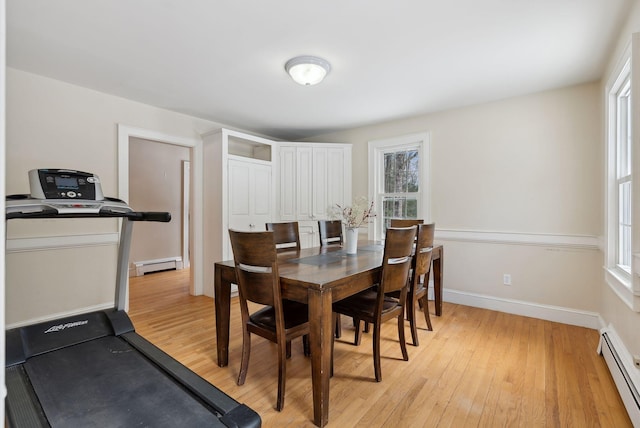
(332, 225, 416, 382)
(266, 221, 301, 253)
(400, 223, 436, 346)
(228, 229, 310, 411)
(318, 220, 343, 247)
(389, 218, 424, 228)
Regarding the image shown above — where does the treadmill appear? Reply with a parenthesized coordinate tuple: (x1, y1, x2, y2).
(5, 169, 261, 428)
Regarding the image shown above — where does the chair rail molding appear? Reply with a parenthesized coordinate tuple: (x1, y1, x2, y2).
(435, 229, 600, 250)
(6, 233, 119, 253)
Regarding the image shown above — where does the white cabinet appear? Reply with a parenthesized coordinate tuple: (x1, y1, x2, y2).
(227, 158, 272, 254)
(278, 143, 352, 248)
(203, 129, 276, 295)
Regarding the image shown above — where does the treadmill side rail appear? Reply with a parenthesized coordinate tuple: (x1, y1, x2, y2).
(5, 365, 50, 428)
(121, 331, 261, 428)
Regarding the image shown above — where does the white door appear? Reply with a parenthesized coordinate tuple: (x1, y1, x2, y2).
(326, 147, 348, 214)
(227, 158, 273, 256)
(312, 147, 328, 219)
(279, 146, 297, 221)
(296, 147, 313, 220)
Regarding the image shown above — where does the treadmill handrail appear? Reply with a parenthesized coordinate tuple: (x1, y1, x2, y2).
(6, 207, 170, 222)
(5, 197, 171, 311)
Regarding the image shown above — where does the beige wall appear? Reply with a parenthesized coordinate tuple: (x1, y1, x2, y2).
(310, 82, 603, 323)
(5, 68, 222, 326)
(129, 137, 189, 267)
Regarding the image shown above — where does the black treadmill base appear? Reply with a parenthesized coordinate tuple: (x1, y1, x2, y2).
(5, 311, 261, 428)
(25, 336, 224, 427)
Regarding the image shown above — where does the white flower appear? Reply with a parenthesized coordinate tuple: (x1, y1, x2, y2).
(332, 196, 376, 228)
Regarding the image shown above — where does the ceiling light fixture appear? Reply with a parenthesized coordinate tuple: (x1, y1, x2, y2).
(285, 55, 331, 86)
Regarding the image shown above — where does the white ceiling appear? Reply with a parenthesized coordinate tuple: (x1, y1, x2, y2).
(7, 0, 634, 140)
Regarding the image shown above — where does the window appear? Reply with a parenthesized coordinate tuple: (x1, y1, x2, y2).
(368, 133, 430, 240)
(606, 53, 633, 290)
(616, 76, 632, 273)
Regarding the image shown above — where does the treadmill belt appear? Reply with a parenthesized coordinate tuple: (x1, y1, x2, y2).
(24, 336, 226, 427)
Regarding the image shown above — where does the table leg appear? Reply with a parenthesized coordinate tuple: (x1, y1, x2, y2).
(308, 288, 333, 427)
(214, 264, 232, 367)
(433, 247, 443, 317)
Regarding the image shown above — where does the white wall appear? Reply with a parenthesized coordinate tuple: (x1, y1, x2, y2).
(5, 68, 223, 326)
(310, 82, 603, 327)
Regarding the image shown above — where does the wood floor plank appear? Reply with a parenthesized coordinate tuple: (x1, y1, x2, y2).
(128, 269, 632, 427)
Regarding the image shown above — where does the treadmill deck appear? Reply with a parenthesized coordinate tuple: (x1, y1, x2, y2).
(25, 335, 226, 427)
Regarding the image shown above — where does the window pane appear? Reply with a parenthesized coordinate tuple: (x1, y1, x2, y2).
(383, 150, 421, 192)
(381, 196, 418, 236)
(618, 180, 632, 270)
(384, 153, 395, 193)
(618, 87, 631, 178)
(407, 150, 419, 192)
(394, 152, 406, 192)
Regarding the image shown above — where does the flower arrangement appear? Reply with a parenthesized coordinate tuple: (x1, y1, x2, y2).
(333, 196, 376, 228)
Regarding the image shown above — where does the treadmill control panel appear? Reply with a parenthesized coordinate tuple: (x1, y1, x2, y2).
(29, 169, 104, 201)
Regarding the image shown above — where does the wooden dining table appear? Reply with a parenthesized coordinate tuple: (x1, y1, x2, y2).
(214, 241, 444, 427)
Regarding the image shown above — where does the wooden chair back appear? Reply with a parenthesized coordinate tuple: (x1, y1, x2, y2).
(318, 220, 343, 247)
(413, 223, 435, 280)
(228, 229, 281, 309)
(379, 226, 417, 296)
(266, 222, 301, 252)
(389, 218, 424, 228)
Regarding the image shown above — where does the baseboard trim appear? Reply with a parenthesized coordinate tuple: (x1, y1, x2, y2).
(444, 289, 601, 329)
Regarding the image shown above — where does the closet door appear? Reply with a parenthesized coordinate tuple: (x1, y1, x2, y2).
(279, 146, 297, 221)
(296, 147, 313, 220)
(228, 158, 272, 254)
(312, 147, 328, 219)
(326, 147, 349, 214)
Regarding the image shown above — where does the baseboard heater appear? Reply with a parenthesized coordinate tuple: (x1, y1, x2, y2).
(598, 328, 640, 427)
(133, 257, 183, 276)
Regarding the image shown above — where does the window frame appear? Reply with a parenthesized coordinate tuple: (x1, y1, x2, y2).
(605, 39, 640, 311)
(368, 133, 431, 241)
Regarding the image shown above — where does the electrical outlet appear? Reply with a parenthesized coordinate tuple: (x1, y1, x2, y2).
(634, 355, 640, 368)
(503, 274, 512, 286)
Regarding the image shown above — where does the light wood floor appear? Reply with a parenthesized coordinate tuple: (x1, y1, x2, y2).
(128, 269, 632, 427)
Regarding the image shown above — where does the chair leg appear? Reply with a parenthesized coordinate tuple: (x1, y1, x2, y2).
(406, 293, 419, 346)
(354, 319, 363, 346)
(420, 295, 433, 331)
(331, 314, 336, 377)
(335, 314, 342, 338)
(276, 339, 287, 411)
(286, 340, 292, 358)
(237, 329, 251, 386)
(397, 310, 409, 362)
(373, 322, 382, 382)
(303, 334, 311, 357)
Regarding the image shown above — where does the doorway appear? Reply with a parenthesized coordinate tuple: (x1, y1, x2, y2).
(128, 137, 190, 274)
(117, 124, 203, 299)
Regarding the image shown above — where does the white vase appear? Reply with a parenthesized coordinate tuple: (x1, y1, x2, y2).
(344, 227, 358, 254)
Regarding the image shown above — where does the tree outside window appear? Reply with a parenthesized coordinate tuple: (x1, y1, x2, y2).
(369, 133, 430, 241)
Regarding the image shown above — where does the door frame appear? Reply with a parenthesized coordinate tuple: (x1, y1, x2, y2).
(117, 124, 203, 296)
